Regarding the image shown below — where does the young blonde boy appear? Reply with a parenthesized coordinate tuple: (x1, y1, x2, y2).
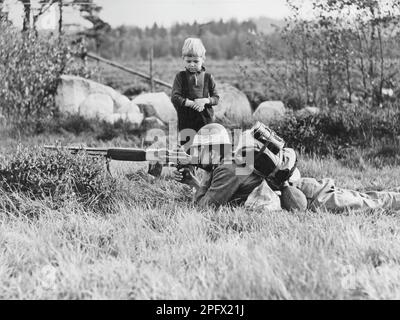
(171, 38, 220, 149)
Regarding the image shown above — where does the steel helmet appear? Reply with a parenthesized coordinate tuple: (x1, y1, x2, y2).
(191, 123, 232, 148)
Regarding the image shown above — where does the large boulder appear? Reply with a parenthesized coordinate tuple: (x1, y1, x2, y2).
(116, 100, 144, 127)
(132, 92, 177, 123)
(79, 94, 114, 120)
(104, 112, 144, 128)
(215, 83, 252, 122)
(55, 75, 144, 124)
(56, 75, 119, 113)
(114, 94, 131, 112)
(56, 75, 91, 114)
(253, 101, 286, 124)
(116, 100, 141, 115)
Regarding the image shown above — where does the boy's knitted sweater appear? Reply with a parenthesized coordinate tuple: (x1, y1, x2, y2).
(171, 67, 220, 133)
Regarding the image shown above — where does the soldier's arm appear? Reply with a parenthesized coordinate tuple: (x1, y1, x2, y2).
(195, 166, 241, 209)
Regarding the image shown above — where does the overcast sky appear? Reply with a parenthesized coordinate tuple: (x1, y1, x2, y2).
(95, 0, 291, 27)
(4, 0, 291, 28)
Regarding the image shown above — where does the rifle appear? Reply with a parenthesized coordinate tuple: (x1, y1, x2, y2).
(44, 145, 196, 177)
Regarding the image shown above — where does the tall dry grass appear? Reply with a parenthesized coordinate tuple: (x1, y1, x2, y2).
(1, 137, 400, 299)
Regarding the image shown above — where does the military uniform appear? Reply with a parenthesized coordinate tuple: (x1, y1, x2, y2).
(292, 178, 400, 212)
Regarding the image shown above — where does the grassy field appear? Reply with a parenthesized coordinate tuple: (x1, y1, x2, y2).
(93, 57, 247, 92)
(1, 132, 400, 300)
(90, 57, 275, 111)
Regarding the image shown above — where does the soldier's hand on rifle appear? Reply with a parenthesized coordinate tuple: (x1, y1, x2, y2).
(173, 167, 200, 188)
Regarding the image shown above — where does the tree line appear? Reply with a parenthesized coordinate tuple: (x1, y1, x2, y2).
(0, 0, 266, 60)
(86, 19, 261, 60)
(2, 0, 400, 107)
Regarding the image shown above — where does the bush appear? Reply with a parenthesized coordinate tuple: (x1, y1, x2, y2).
(0, 147, 117, 212)
(0, 23, 93, 129)
(30, 114, 143, 145)
(270, 103, 400, 156)
(55, 114, 95, 136)
(122, 83, 149, 97)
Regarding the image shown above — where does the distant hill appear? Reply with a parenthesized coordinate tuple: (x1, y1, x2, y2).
(251, 16, 286, 34)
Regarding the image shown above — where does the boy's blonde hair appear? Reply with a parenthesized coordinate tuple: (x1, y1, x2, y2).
(182, 38, 206, 58)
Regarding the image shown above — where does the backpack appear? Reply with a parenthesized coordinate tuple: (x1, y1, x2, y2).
(235, 124, 298, 191)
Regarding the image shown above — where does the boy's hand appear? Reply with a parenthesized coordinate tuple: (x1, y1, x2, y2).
(194, 98, 210, 109)
(192, 103, 205, 112)
(186, 100, 205, 112)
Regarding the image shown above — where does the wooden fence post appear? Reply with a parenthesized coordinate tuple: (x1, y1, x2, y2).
(149, 46, 154, 92)
(85, 52, 173, 89)
(58, 0, 63, 36)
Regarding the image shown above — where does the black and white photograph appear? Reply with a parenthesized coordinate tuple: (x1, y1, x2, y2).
(1, 0, 400, 304)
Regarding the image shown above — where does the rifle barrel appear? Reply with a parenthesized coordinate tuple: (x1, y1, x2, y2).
(44, 146, 195, 164)
(44, 146, 108, 152)
(44, 146, 147, 162)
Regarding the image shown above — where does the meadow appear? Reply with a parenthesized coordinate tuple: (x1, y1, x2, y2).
(2, 2, 400, 300)
(1, 130, 400, 300)
(93, 57, 273, 110)
(94, 57, 248, 91)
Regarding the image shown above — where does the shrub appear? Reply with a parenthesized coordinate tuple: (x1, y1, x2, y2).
(62, 117, 143, 143)
(122, 83, 149, 97)
(29, 114, 143, 145)
(283, 94, 306, 111)
(270, 103, 400, 156)
(0, 23, 93, 129)
(56, 114, 95, 136)
(0, 147, 117, 212)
